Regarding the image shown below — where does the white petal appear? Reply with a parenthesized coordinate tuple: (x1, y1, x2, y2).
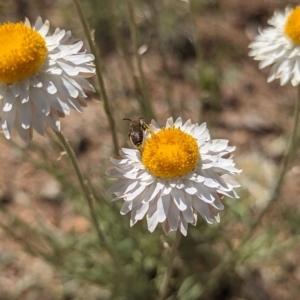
(140, 183, 156, 202)
(124, 184, 146, 201)
(20, 82, 29, 103)
(157, 195, 170, 222)
(106, 168, 126, 178)
(183, 180, 198, 194)
(135, 202, 149, 220)
(10, 83, 20, 97)
(181, 194, 194, 223)
(45, 110, 61, 131)
(17, 101, 32, 129)
(34, 17, 43, 31)
(3, 90, 15, 112)
(120, 180, 139, 195)
(31, 104, 46, 136)
(0, 84, 7, 99)
(24, 17, 31, 27)
(203, 177, 219, 188)
(194, 183, 215, 203)
(68, 76, 95, 92)
(2, 105, 16, 139)
(57, 61, 80, 76)
(39, 74, 57, 95)
(221, 174, 240, 188)
(166, 117, 174, 127)
(167, 201, 180, 231)
(64, 54, 95, 65)
(210, 197, 224, 210)
(193, 198, 214, 224)
(174, 117, 182, 127)
(171, 189, 187, 211)
(30, 75, 43, 88)
(179, 217, 188, 236)
(108, 179, 130, 195)
(61, 77, 79, 98)
(15, 120, 31, 143)
(121, 201, 132, 215)
(68, 98, 83, 113)
(59, 41, 83, 55)
(182, 119, 192, 131)
(30, 88, 50, 116)
(162, 221, 171, 235)
(110, 157, 128, 165)
(47, 94, 70, 115)
(38, 19, 50, 36)
(46, 30, 66, 48)
(146, 202, 159, 232)
(149, 181, 164, 201)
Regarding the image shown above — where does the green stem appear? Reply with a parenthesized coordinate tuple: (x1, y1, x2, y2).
(147, 0, 175, 117)
(72, 0, 119, 156)
(158, 230, 182, 300)
(188, 0, 203, 122)
(54, 130, 119, 264)
(202, 84, 300, 295)
(126, 0, 155, 121)
(241, 84, 300, 245)
(104, 0, 146, 110)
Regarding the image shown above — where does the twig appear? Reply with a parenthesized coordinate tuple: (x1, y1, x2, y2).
(72, 0, 119, 155)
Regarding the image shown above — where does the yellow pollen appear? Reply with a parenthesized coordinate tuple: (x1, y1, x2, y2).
(0, 22, 47, 84)
(142, 127, 199, 178)
(284, 6, 300, 45)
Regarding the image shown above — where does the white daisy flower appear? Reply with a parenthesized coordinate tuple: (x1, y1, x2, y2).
(106, 117, 241, 236)
(0, 17, 95, 142)
(249, 6, 300, 86)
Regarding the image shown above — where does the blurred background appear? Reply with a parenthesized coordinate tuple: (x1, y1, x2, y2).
(0, 0, 300, 299)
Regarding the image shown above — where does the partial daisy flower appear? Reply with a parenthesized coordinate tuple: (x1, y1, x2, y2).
(0, 17, 95, 142)
(106, 117, 241, 236)
(249, 6, 300, 86)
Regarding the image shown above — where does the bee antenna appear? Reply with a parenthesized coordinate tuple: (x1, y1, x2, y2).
(123, 118, 132, 122)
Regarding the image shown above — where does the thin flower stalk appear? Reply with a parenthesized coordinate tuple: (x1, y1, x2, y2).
(104, 0, 149, 115)
(54, 130, 121, 267)
(158, 230, 182, 300)
(201, 85, 300, 297)
(72, 0, 119, 156)
(241, 84, 300, 244)
(147, 0, 176, 117)
(188, 0, 203, 122)
(126, 0, 155, 121)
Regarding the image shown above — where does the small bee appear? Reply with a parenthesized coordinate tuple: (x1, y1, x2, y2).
(123, 117, 151, 152)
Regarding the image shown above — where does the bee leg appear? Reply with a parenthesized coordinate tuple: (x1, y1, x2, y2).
(143, 124, 155, 136)
(136, 146, 143, 154)
(147, 128, 155, 136)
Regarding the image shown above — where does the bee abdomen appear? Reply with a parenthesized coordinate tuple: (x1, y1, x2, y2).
(130, 131, 144, 147)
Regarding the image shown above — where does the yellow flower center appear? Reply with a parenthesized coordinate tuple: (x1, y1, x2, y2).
(0, 22, 47, 84)
(142, 127, 199, 178)
(285, 6, 300, 45)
